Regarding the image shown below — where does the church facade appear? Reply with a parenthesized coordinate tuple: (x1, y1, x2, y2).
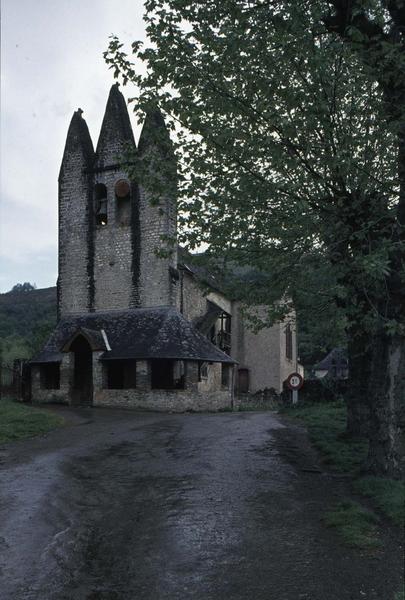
(30, 84, 298, 411)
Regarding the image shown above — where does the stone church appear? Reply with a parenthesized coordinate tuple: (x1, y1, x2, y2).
(31, 84, 298, 411)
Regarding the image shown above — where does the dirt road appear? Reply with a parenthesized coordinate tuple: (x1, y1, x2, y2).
(0, 408, 402, 599)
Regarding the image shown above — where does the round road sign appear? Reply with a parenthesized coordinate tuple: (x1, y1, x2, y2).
(286, 372, 304, 390)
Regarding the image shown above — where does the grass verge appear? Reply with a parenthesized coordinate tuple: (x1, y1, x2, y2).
(282, 400, 404, 547)
(323, 500, 381, 549)
(282, 401, 368, 474)
(0, 398, 64, 443)
(353, 476, 405, 527)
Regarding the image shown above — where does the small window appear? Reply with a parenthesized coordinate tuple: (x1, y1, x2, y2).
(221, 364, 231, 388)
(105, 360, 136, 389)
(219, 312, 232, 354)
(198, 362, 208, 381)
(40, 363, 60, 390)
(210, 312, 232, 354)
(115, 179, 131, 226)
(95, 183, 108, 226)
(238, 368, 249, 393)
(285, 324, 293, 360)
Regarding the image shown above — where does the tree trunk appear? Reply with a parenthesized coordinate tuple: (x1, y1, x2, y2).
(366, 332, 405, 478)
(346, 331, 371, 436)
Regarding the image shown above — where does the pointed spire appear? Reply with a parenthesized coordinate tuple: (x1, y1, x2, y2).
(59, 109, 95, 177)
(95, 83, 135, 163)
(138, 107, 174, 158)
(138, 106, 177, 198)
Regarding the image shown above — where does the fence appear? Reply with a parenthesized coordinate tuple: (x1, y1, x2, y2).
(0, 359, 31, 402)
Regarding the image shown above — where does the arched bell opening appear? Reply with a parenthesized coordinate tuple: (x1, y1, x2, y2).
(115, 178, 131, 226)
(95, 183, 108, 227)
(68, 334, 93, 406)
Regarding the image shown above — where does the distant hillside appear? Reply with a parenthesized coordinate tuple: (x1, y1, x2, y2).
(0, 287, 57, 366)
(0, 284, 345, 368)
(0, 287, 57, 338)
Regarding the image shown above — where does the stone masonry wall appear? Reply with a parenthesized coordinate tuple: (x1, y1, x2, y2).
(31, 353, 73, 404)
(59, 149, 93, 316)
(231, 304, 283, 393)
(93, 388, 232, 412)
(93, 171, 133, 311)
(180, 272, 208, 321)
(93, 359, 232, 411)
(138, 185, 177, 307)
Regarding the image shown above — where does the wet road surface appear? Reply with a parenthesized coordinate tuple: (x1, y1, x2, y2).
(0, 409, 402, 599)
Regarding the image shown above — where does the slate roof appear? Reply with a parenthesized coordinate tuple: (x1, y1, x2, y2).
(31, 307, 235, 364)
(178, 247, 226, 295)
(313, 347, 348, 371)
(193, 301, 223, 335)
(61, 327, 106, 352)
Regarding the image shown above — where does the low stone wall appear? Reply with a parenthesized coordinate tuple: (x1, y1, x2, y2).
(31, 366, 70, 405)
(234, 387, 281, 410)
(93, 388, 232, 412)
(31, 358, 234, 412)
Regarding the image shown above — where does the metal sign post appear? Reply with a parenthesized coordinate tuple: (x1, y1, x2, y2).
(286, 372, 304, 404)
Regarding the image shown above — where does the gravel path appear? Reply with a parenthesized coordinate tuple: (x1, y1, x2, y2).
(0, 408, 402, 599)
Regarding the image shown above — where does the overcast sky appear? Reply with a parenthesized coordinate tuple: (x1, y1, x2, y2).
(0, 0, 146, 292)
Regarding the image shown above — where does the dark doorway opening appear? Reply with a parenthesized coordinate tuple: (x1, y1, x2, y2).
(150, 360, 185, 390)
(70, 335, 93, 405)
(105, 360, 137, 389)
(238, 368, 249, 394)
(151, 359, 176, 390)
(40, 363, 60, 390)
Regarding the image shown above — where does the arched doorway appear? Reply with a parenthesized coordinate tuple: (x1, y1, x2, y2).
(70, 335, 93, 406)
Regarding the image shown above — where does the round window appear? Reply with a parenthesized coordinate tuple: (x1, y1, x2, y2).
(115, 179, 130, 198)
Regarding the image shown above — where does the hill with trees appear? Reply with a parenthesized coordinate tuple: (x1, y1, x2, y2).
(0, 286, 56, 365)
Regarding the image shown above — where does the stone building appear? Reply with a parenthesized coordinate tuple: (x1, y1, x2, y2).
(31, 84, 298, 411)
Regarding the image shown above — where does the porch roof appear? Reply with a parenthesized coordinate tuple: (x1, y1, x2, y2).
(31, 307, 235, 365)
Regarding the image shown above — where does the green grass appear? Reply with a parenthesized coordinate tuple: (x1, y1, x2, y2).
(354, 476, 405, 527)
(283, 401, 368, 473)
(323, 500, 381, 550)
(394, 591, 404, 600)
(0, 399, 64, 443)
(283, 401, 403, 532)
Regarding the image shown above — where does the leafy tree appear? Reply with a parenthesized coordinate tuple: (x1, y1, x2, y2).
(323, 0, 405, 479)
(10, 282, 36, 293)
(105, 0, 404, 476)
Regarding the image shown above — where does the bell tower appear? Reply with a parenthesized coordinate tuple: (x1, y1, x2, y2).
(57, 84, 178, 318)
(92, 83, 138, 311)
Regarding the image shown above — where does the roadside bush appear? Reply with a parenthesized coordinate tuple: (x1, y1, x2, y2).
(285, 377, 348, 404)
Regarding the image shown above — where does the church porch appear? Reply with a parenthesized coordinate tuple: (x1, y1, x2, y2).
(30, 307, 235, 412)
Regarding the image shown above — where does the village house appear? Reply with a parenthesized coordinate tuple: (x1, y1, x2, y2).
(30, 84, 298, 411)
(313, 348, 348, 380)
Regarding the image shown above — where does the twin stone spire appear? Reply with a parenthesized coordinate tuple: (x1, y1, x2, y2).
(60, 83, 172, 176)
(58, 83, 178, 317)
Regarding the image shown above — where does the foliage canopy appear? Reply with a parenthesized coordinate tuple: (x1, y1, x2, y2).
(105, 0, 402, 338)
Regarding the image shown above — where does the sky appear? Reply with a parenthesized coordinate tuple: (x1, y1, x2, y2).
(0, 0, 146, 292)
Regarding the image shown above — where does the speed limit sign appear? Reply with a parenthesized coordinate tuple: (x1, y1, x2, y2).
(286, 372, 304, 391)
